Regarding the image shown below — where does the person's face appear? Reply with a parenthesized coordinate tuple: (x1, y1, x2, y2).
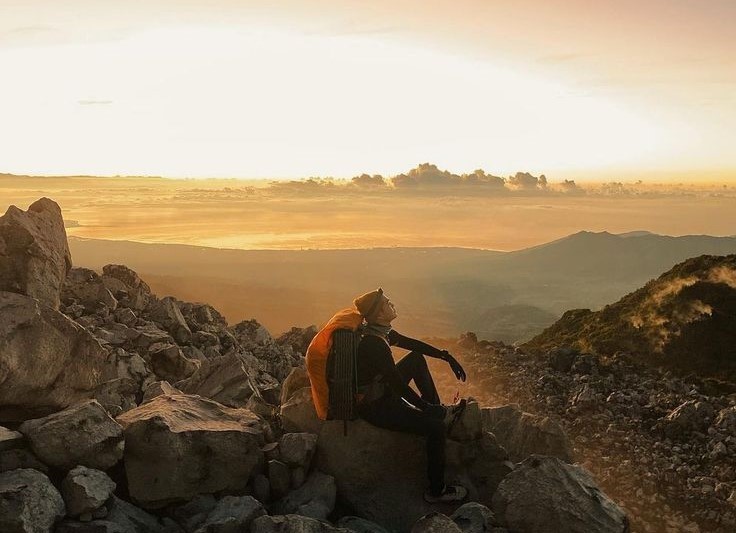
(373, 297, 397, 326)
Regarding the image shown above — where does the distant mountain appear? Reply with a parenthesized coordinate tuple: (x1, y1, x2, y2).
(523, 254, 736, 380)
(68, 232, 736, 340)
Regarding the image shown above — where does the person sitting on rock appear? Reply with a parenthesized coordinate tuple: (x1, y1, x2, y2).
(352, 287, 469, 503)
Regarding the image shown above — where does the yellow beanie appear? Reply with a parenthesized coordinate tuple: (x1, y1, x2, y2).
(353, 288, 386, 321)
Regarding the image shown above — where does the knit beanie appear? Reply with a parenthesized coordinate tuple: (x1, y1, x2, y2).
(353, 288, 387, 322)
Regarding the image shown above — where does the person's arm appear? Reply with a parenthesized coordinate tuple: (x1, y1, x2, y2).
(388, 330, 446, 359)
(388, 330, 467, 382)
(364, 336, 430, 410)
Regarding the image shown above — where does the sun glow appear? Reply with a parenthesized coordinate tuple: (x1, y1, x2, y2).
(1, 25, 670, 178)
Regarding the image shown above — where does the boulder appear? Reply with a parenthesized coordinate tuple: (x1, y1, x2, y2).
(0, 468, 65, 533)
(231, 319, 273, 347)
(0, 448, 48, 474)
(548, 347, 578, 372)
(281, 367, 310, 405)
(450, 502, 497, 533)
(411, 513, 462, 533)
(116, 394, 264, 508)
(491, 455, 629, 533)
(661, 400, 715, 438)
(0, 291, 117, 422)
(279, 433, 318, 469)
(714, 406, 736, 436)
(101, 264, 152, 311)
(273, 471, 336, 520)
(193, 495, 265, 533)
(147, 297, 192, 345)
(250, 514, 352, 533)
(170, 494, 217, 532)
(276, 326, 318, 356)
(148, 342, 199, 382)
(93, 377, 139, 416)
(61, 466, 116, 516)
(336, 516, 391, 533)
(269, 460, 292, 500)
(0, 425, 23, 452)
(281, 389, 511, 531)
(141, 380, 183, 403)
(19, 400, 124, 470)
(0, 197, 71, 310)
(62, 267, 118, 312)
(177, 353, 258, 407)
(481, 404, 573, 463)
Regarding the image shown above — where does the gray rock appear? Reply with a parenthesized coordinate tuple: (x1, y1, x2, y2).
(106, 496, 166, 532)
(548, 347, 578, 372)
(450, 502, 496, 532)
(0, 292, 117, 422)
(141, 380, 183, 403)
(713, 406, 736, 436)
(0, 198, 71, 310)
(280, 433, 318, 469)
(273, 471, 336, 520)
(662, 400, 715, 438)
(0, 425, 23, 452)
(230, 319, 273, 347)
(114, 307, 138, 327)
(275, 326, 318, 356)
(269, 460, 292, 500)
(177, 353, 256, 407)
(62, 268, 118, 312)
(116, 393, 264, 508)
(19, 400, 124, 470)
(481, 404, 573, 463)
(61, 466, 117, 516)
(0, 448, 48, 474)
(147, 297, 192, 345)
(101, 265, 152, 312)
(336, 516, 391, 533)
(252, 474, 271, 503)
(93, 378, 139, 416)
(193, 495, 265, 533)
(0, 468, 65, 533)
(411, 513, 463, 533)
(171, 494, 217, 532)
(148, 342, 199, 382)
(491, 455, 629, 533)
(291, 466, 306, 490)
(281, 367, 310, 405)
(250, 514, 351, 532)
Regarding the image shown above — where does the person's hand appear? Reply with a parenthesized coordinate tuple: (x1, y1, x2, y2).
(443, 351, 466, 382)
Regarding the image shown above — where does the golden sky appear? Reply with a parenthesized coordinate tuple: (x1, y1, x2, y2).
(1, 0, 734, 181)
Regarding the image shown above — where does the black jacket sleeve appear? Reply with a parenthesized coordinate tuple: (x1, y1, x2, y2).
(388, 329, 447, 359)
(362, 335, 430, 410)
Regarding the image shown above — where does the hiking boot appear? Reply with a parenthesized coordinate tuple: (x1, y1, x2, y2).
(423, 484, 469, 503)
(442, 398, 467, 431)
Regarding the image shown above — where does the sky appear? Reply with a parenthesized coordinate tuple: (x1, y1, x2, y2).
(0, 0, 734, 181)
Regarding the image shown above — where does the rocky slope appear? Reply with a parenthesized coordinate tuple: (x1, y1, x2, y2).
(523, 254, 736, 381)
(2, 198, 630, 533)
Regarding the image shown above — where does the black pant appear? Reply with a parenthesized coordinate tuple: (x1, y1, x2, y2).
(356, 351, 445, 495)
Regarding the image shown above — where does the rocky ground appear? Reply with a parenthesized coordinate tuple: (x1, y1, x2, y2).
(1, 198, 634, 533)
(427, 333, 736, 533)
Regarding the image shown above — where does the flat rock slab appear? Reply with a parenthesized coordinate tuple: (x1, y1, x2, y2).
(19, 400, 124, 471)
(117, 393, 265, 508)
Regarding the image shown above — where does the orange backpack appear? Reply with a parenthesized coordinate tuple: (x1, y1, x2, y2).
(305, 308, 363, 421)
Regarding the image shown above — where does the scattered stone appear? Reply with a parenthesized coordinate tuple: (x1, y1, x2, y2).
(450, 502, 497, 533)
(61, 466, 116, 516)
(147, 297, 192, 345)
(19, 400, 124, 470)
(251, 514, 351, 532)
(101, 264, 152, 311)
(62, 267, 118, 312)
(0, 468, 65, 533)
(148, 342, 199, 382)
(141, 380, 183, 403)
(662, 400, 715, 438)
(193, 495, 265, 533)
(411, 512, 463, 533)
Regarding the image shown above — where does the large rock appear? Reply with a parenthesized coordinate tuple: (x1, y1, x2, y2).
(450, 502, 497, 533)
(0, 425, 23, 452)
(273, 471, 336, 520)
(281, 367, 310, 405)
(0, 291, 117, 422)
(279, 433, 318, 469)
(147, 342, 199, 382)
(177, 353, 258, 407)
(0, 468, 66, 533)
(280, 389, 512, 532)
(116, 393, 265, 508)
(19, 400, 124, 470)
(481, 404, 573, 463)
(193, 495, 265, 533)
(147, 296, 192, 345)
(491, 455, 629, 533)
(411, 513, 462, 533)
(250, 515, 352, 533)
(0, 197, 71, 310)
(61, 466, 116, 516)
(62, 267, 118, 312)
(101, 264, 152, 311)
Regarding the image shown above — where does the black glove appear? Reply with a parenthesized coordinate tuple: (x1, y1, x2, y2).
(442, 350, 466, 382)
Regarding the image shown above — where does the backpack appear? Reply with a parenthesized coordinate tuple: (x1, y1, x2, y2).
(305, 308, 364, 431)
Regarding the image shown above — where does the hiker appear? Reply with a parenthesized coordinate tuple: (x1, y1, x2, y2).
(352, 288, 469, 503)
